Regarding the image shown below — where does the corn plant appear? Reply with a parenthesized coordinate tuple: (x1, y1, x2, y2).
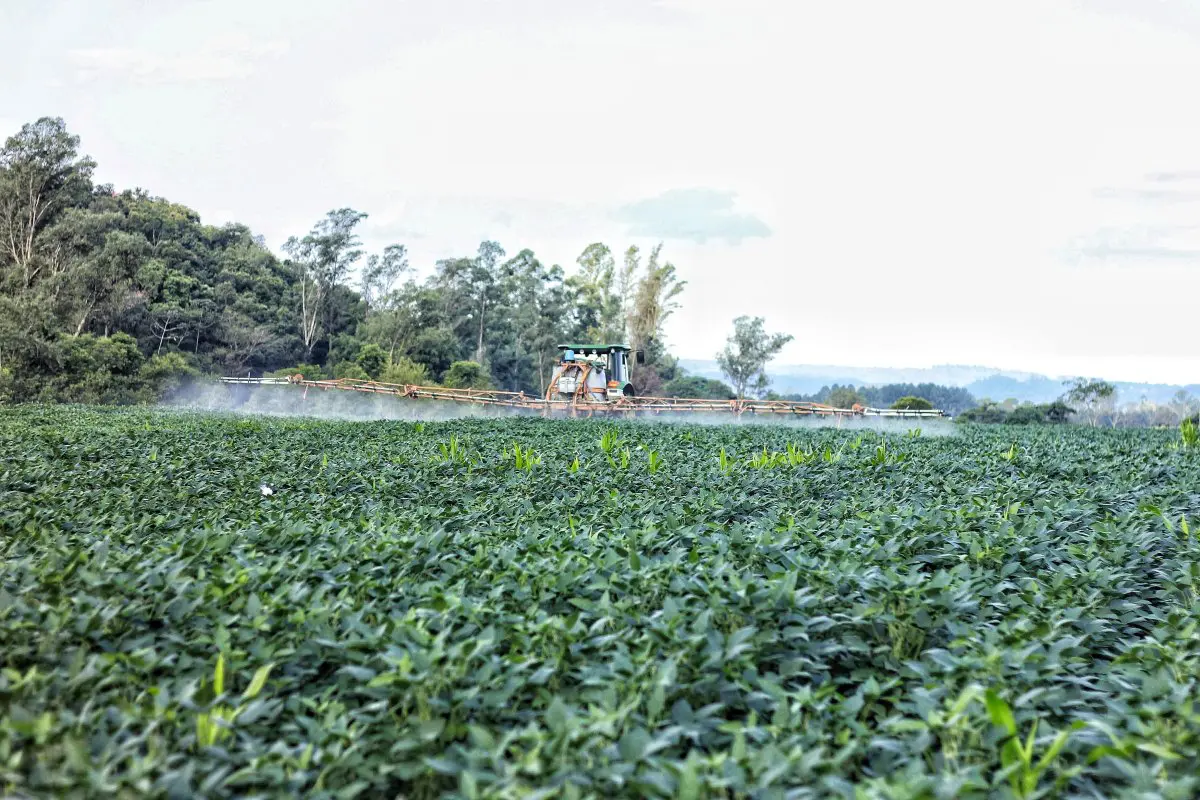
(646, 450, 663, 474)
(509, 442, 541, 471)
(435, 435, 470, 465)
(749, 446, 788, 470)
(599, 429, 621, 455)
(718, 446, 735, 474)
(985, 690, 1075, 798)
(786, 442, 818, 465)
(1181, 418, 1199, 449)
(195, 653, 274, 750)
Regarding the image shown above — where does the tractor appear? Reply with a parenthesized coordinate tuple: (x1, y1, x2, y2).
(546, 343, 645, 402)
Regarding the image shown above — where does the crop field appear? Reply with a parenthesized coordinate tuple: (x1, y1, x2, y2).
(2, 406, 1200, 799)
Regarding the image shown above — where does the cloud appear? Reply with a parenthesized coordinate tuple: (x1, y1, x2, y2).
(69, 35, 288, 85)
(1093, 170, 1200, 203)
(613, 188, 771, 244)
(1079, 0, 1200, 39)
(1067, 224, 1200, 263)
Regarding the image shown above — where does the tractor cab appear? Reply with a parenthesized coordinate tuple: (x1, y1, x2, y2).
(547, 343, 644, 402)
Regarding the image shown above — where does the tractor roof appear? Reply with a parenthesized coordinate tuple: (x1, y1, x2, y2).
(557, 343, 631, 352)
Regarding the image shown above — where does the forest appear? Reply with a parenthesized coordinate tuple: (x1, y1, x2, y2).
(0, 117, 687, 404)
(5, 117, 1193, 425)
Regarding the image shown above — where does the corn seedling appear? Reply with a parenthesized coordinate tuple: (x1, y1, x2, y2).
(510, 442, 541, 471)
(195, 653, 274, 750)
(985, 689, 1075, 798)
(646, 449, 663, 474)
(1181, 418, 1199, 449)
(718, 446, 735, 474)
(599, 429, 620, 455)
(786, 442, 818, 465)
(435, 436, 470, 465)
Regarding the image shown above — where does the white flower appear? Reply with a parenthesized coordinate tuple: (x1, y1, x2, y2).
(260, 484, 274, 496)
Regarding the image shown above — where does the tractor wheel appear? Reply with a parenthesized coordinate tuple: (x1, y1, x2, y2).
(622, 384, 635, 397)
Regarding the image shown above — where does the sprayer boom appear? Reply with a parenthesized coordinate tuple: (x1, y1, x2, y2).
(218, 376, 945, 419)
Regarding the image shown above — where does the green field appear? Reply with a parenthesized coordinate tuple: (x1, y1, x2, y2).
(2, 406, 1199, 798)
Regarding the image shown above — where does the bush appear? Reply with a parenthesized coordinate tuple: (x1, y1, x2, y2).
(443, 361, 492, 390)
(826, 387, 866, 409)
(379, 356, 430, 386)
(0, 365, 12, 404)
(355, 343, 387, 379)
(663, 375, 735, 400)
(138, 353, 200, 400)
(42, 333, 145, 404)
(891, 396, 933, 410)
(332, 361, 370, 381)
(1006, 405, 1046, 425)
(957, 401, 1010, 424)
(271, 363, 327, 381)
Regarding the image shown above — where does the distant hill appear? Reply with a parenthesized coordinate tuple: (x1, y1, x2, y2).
(677, 360, 1200, 405)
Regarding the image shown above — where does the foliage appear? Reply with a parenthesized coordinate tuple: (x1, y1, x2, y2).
(137, 352, 200, 398)
(960, 400, 1076, 426)
(331, 360, 370, 381)
(662, 375, 735, 400)
(786, 383, 978, 416)
(2, 407, 1199, 797)
(1182, 418, 1199, 449)
(270, 363, 327, 381)
(1063, 379, 1117, 427)
(826, 386, 866, 410)
(716, 316, 793, 399)
(891, 395, 933, 410)
(379, 356, 430, 386)
(443, 360, 492, 390)
(354, 342, 387, 380)
(0, 117, 689, 404)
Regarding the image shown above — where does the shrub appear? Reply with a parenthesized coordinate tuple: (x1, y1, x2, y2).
(138, 352, 200, 400)
(270, 364, 327, 381)
(379, 356, 430, 386)
(332, 361, 370, 381)
(444, 360, 492, 390)
(355, 343, 387, 379)
(663, 375, 736, 400)
(826, 387, 866, 409)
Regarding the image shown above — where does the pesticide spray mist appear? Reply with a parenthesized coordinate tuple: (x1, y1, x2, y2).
(162, 380, 957, 435)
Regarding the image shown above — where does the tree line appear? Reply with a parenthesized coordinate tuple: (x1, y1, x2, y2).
(0, 118, 695, 403)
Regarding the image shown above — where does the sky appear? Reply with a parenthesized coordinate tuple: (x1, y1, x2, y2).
(3, 0, 1200, 384)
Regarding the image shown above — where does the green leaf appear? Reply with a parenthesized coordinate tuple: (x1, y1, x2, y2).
(242, 663, 274, 700)
(213, 653, 225, 697)
(985, 689, 1017, 736)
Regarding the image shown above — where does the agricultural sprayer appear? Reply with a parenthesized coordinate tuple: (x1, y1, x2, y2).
(219, 343, 945, 419)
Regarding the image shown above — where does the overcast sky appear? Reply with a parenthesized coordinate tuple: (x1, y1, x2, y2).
(3, 0, 1199, 383)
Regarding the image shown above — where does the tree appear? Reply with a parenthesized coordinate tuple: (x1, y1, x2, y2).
(282, 208, 368, 360)
(663, 375, 735, 400)
(1062, 378, 1116, 427)
(379, 356, 429, 386)
(627, 243, 685, 390)
(826, 386, 867, 410)
(0, 117, 96, 291)
(444, 360, 492, 390)
(500, 249, 570, 394)
(354, 342, 387, 379)
(361, 244, 409, 311)
(716, 316, 793, 399)
(891, 396, 933, 410)
(568, 243, 622, 343)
